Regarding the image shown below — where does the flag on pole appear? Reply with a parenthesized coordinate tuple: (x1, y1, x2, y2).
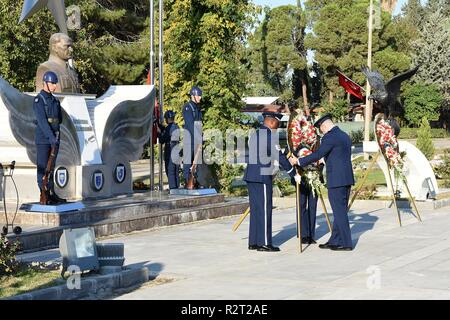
(337, 70, 365, 100)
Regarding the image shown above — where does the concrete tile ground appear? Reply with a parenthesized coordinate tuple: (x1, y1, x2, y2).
(17, 200, 450, 300)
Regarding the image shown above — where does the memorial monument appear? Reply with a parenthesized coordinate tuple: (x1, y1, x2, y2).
(0, 1, 155, 203)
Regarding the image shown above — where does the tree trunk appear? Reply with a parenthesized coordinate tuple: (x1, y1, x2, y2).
(302, 78, 308, 110)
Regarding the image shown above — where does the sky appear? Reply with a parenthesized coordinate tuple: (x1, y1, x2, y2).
(252, 0, 407, 16)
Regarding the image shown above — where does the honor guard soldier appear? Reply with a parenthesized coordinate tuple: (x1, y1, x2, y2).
(244, 112, 296, 252)
(158, 110, 180, 189)
(290, 113, 355, 251)
(33, 71, 67, 205)
(182, 86, 203, 186)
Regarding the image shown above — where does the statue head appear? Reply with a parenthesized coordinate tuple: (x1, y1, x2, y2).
(49, 33, 73, 62)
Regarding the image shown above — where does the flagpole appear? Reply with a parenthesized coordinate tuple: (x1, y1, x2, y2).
(158, 0, 164, 191)
(149, 0, 155, 191)
(364, 0, 374, 160)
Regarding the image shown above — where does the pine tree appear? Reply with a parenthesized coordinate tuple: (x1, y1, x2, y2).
(411, 8, 450, 113)
(246, 5, 308, 104)
(304, 0, 411, 102)
(416, 117, 435, 160)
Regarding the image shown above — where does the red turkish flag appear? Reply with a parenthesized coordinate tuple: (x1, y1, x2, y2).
(337, 70, 365, 100)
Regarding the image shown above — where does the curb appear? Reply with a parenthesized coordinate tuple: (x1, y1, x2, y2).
(273, 197, 450, 211)
(4, 267, 150, 300)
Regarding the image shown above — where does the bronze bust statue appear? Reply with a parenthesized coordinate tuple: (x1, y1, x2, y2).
(35, 33, 80, 93)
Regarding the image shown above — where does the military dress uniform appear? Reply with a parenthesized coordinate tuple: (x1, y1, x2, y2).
(33, 90, 62, 198)
(182, 100, 202, 183)
(244, 113, 295, 251)
(297, 114, 355, 250)
(292, 148, 319, 244)
(159, 121, 180, 189)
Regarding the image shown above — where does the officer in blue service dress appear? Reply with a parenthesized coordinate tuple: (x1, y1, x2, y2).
(293, 146, 319, 245)
(290, 113, 355, 251)
(158, 110, 180, 189)
(244, 112, 296, 252)
(33, 71, 66, 205)
(182, 86, 203, 186)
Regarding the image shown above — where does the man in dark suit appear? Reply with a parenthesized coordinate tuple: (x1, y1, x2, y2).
(244, 112, 296, 252)
(289, 113, 355, 251)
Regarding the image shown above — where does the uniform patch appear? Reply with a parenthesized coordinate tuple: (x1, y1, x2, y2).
(34, 97, 39, 102)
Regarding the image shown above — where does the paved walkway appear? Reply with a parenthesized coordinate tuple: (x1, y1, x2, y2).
(18, 199, 450, 300)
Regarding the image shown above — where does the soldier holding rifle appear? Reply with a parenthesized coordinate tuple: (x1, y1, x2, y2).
(33, 71, 66, 205)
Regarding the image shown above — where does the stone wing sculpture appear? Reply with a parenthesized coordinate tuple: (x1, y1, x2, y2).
(87, 85, 155, 165)
(0, 76, 80, 166)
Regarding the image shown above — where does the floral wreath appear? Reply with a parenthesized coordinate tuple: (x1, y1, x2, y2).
(288, 111, 324, 197)
(375, 117, 406, 181)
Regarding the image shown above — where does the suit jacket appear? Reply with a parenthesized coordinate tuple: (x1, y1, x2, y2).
(299, 126, 354, 188)
(244, 125, 295, 184)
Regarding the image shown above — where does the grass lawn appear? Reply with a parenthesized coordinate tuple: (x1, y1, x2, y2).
(354, 168, 387, 187)
(0, 267, 62, 299)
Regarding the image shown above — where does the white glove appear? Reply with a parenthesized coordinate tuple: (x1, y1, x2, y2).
(294, 174, 301, 185)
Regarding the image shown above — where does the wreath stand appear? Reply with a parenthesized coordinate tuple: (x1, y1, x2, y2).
(347, 115, 422, 226)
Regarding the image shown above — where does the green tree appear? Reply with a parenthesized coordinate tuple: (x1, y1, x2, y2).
(0, 0, 150, 95)
(304, 0, 411, 103)
(246, 4, 308, 104)
(411, 8, 450, 115)
(403, 83, 443, 127)
(0, 0, 56, 91)
(322, 98, 349, 122)
(68, 0, 149, 94)
(416, 117, 435, 160)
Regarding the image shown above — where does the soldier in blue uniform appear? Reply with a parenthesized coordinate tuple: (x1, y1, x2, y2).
(157, 110, 180, 189)
(292, 146, 320, 245)
(244, 112, 296, 252)
(182, 86, 203, 186)
(33, 71, 66, 205)
(290, 113, 355, 251)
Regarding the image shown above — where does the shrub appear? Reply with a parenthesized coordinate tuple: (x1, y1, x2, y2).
(353, 184, 377, 200)
(349, 129, 364, 145)
(322, 99, 348, 122)
(403, 83, 443, 127)
(434, 150, 450, 179)
(0, 235, 20, 276)
(416, 117, 435, 160)
(398, 128, 448, 139)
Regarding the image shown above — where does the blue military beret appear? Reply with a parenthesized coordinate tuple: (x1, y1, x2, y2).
(313, 113, 332, 128)
(262, 112, 283, 121)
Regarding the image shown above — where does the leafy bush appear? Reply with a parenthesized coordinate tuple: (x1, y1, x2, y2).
(398, 128, 448, 139)
(348, 129, 375, 144)
(403, 83, 443, 127)
(434, 150, 450, 179)
(416, 117, 435, 160)
(349, 129, 364, 144)
(274, 176, 296, 196)
(0, 235, 20, 276)
(354, 184, 377, 200)
(322, 99, 348, 122)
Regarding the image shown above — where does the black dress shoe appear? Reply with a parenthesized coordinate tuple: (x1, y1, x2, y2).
(318, 243, 337, 249)
(309, 238, 317, 244)
(248, 245, 259, 250)
(301, 237, 310, 244)
(330, 246, 353, 251)
(257, 245, 280, 252)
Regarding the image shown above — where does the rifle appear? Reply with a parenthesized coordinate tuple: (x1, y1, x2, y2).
(186, 144, 202, 190)
(40, 132, 59, 205)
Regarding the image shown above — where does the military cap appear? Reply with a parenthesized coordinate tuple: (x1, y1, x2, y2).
(313, 113, 333, 128)
(262, 112, 283, 121)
